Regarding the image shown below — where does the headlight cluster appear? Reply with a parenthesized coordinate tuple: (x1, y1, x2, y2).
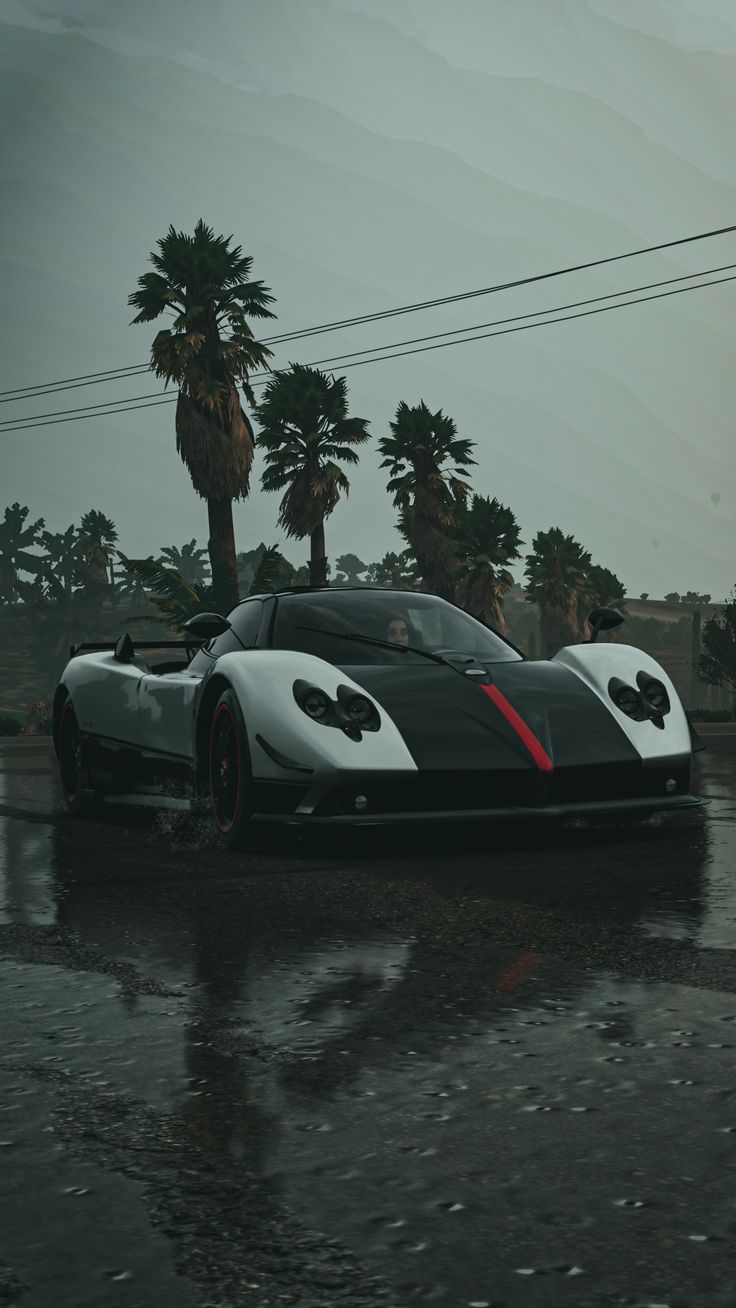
(614, 685, 641, 717)
(637, 673, 670, 714)
(608, 674, 671, 724)
(293, 680, 381, 737)
(302, 688, 330, 720)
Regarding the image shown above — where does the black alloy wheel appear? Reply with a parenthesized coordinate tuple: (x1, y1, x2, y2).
(59, 699, 90, 815)
(209, 689, 254, 850)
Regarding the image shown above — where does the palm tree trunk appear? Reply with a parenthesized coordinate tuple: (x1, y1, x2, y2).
(206, 497, 239, 611)
(540, 600, 579, 656)
(487, 593, 507, 635)
(310, 520, 328, 586)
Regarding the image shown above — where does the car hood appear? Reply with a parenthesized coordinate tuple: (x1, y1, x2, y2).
(346, 659, 639, 772)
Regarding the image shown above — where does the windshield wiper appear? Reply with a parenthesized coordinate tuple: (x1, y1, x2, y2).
(295, 624, 450, 666)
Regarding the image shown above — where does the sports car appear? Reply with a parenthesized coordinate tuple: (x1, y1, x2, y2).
(53, 585, 705, 847)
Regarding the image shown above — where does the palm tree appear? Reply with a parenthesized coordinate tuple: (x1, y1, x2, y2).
(117, 546, 290, 633)
(524, 527, 592, 656)
(583, 563, 625, 609)
(158, 539, 210, 588)
(378, 401, 475, 601)
(248, 545, 290, 596)
(334, 554, 367, 585)
(77, 510, 118, 591)
(452, 495, 523, 633)
(256, 364, 370, 586)
(366, 550, 421, 589)
(114, 553, 158, 608)
(236, 543, 295, 594)
(0, 503, 45, 604)
(579, 562, 626, 637)
(116, 556, 215, 632)
(37, 524, 84, 595)
(128, 220, 276, 610)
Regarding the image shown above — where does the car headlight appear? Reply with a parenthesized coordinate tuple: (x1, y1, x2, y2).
(637, 675, 670, 715)
(336, 684, 380, 732)
(613, 684, 641, 718)
(301, 687, 330, 720)
(347, 695, 373, 725)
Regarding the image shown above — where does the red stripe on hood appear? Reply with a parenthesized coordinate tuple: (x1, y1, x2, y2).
(480, 682, 554, 800)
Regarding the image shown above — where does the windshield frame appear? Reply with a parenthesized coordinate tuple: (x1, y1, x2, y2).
(266, 587, 526, 664)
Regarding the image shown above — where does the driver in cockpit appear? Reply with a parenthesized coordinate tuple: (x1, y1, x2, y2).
(385, 615, 411, 647)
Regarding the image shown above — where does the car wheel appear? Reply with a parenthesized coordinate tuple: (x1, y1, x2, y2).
(209, 689, 254, 850)
(58, 699, 93, 816)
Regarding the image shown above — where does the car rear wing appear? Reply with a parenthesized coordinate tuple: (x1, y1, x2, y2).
(68, 638, 200, 660)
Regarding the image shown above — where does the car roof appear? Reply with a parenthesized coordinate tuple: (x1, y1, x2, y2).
(275, 585, 421, 597)
(236, 585, 422, 605)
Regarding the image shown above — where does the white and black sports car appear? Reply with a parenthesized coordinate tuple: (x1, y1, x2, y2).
(53, 586, 704, 846)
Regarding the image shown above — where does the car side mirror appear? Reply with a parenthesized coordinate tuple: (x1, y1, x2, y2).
(587, 607, 624, 643)
(182, 612, 232, 641)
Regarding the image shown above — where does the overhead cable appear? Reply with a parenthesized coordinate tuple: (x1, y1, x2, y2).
(2, 263, 733, 429)
(2, 219, 736, 400)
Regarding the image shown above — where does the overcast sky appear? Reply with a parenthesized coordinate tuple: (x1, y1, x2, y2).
(1, 0, 735, 596)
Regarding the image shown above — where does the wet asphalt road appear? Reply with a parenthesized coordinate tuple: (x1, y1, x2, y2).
(1, 739, 736, 1308)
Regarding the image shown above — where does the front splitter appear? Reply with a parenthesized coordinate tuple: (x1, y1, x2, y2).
(251, 792, 706, 827)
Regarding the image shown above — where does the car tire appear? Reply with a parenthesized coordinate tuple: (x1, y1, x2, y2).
(208, 688, 255, 850)
(58, 699, 94, 816)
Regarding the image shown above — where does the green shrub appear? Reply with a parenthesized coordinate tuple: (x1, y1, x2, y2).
(0, 715, 22, 736)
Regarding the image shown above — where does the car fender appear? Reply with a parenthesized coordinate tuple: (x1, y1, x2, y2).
(200, 650, 418, 780)
(55, 653, 145, 748)
(551, 642, 692, 763)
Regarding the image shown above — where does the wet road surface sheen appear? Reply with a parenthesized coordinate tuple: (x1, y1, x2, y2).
(1, 738, 736, 1307)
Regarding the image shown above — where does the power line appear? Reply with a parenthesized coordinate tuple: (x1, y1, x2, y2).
(274, 261, 736, 373)
(3, 263, 733, 429)
(0, 389, 174, 427)
(331, 271, 736, 374)
(0, 366, 153, 405)
(1, 269, 734, 434)
(0, 396, 178, 432)
(253, 220, 736, 345)
(2, 219, 736, 401)
(0, 362, 151, 399)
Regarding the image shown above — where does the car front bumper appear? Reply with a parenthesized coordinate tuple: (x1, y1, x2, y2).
(252, 792, 706, 827)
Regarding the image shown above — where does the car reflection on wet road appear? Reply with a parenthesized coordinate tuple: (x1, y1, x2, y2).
(1, 736, 736, 1307)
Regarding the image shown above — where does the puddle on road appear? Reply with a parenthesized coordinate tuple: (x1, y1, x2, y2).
(3, 742, 736, 1303)
(0, 960, 191, 1113)
(0, 1059, 191, 1308)
(5, 935, 736, 1305)
(637, 750, 736, 950)
(243, 966, 736, 1306)
(0, 761, 59, 925)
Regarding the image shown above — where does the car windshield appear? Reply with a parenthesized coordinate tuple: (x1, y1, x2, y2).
(271, 590, 523, 666)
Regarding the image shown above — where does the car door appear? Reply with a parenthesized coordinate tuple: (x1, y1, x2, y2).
(137, 601, 266, 761)
(137, 667, 201, 762)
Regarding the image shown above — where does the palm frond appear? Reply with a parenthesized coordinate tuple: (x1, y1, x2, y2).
(248, 544, 286, 595)
(116, 554, 218, 632)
